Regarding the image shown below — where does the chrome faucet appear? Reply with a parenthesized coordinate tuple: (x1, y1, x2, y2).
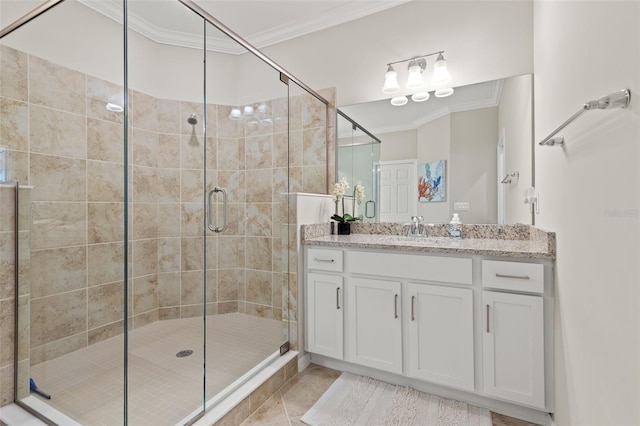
(407, 216, 427, 237)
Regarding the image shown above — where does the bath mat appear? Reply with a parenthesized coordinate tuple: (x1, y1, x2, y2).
(301, 372, 492, 426)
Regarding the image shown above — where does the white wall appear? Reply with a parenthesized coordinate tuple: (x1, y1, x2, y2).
(262, 1, 533, 107)
(450, 108, 498, 224)
(378, 129, 417, 161)
(534, 2, 640, 425)
(499, 74, 533, 224)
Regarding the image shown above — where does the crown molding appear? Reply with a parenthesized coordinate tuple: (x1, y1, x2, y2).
(78, 0, 412, 55)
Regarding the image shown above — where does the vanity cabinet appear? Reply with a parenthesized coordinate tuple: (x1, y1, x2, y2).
(481, 260, 546, 409)
(407, 283, 474, 391)
(304, 244, 553, 419)
(347, 277, 402, 374)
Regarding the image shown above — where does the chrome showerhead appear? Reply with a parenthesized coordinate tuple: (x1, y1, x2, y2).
(187, 113, 197, 125)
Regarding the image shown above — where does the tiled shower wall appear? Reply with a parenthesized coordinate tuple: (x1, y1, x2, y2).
(0, 44, 332, 373)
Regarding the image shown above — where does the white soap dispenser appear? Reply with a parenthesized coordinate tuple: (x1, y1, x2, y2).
(448, 213, 462, 238)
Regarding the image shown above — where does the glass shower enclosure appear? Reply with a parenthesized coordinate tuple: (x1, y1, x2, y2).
(0, 0, 328, 424)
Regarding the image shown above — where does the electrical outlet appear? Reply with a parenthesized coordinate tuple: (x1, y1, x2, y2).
(454, 202, 469, 211)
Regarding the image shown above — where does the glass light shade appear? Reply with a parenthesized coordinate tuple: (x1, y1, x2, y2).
(390, 96, 408, 106)
(382, 67, 400, 94)
(435, 87, 454, 98)
(431, 54, 451, 85)
(411, 92, 430, 102)
(106, 102, 124, 112)
(243, 105, 254, 116)
(228, 107, 243, 120)
(405, 64, 425, 90)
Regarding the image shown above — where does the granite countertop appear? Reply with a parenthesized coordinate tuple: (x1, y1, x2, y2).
(302, 223, 556, 260)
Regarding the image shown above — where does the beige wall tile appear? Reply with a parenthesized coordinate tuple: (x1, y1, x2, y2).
(0, 232, 15, 300)
(217, 170, 245, 204)
(180, 270, 204, 306)
(130, 90, 158, 132)
(16, 295, 29, 362)
(0, 97, 28, 151)
(131, 166, 157, 203)
(217, 269, 239, 302)
(288, 166, 304, 194)
(87, 242, 125, 286)
(218, 236, 245, 269)
(87, 160, 125, 203)
(87, 118, 124, 163)
(246, 203, 272, 237)
(30, 246, 86, 299)
(157, 272, 180, 307)
(132, 309, 158, 329)
(88, 320, 123, 346)
(0, 299, 14, 368)
(288, 130, 303, 167)
(302, 92, 327, 130)
(181, 169, 204, 204)
(303, 127, 327, 166)
(88, 202, 124, 243)
(156, 168, 180, 202)
(218, 137, 244, 171)
(29, 55, 85, 114)
(88, 281, 124, 329)
(158, 238, 180, 273)
(30, 154, 86, 202)
(157, 134, 180, 169)
(6, 150, 29, 185)
(246, 237, 272, 271)
(181, 134, 204, 169)
(217, 106, 244, 138)
(157, 99, 180, 135)
(271, 97, 288, 134)
(157, 203, 181, 238)
(246, 270, 272, 306)
(272, 132, 288, 168)
(0, 46, 28, 101)
(302, 165, 327, 195)
(0, 364, 14, 406)
(273, 272, 283, 309)
(218, 301, 238, 314)
(181, 203, 203, 237)
(181, 237, 203, 271)
(30, 105, 86, 158)
(132, 275, 158, 315)
(132, 128, 158, 168)
(272, 167, 289, 203)
(206, 137, 217, 170)
(158, 307, 180, 320)
(86, 76, 124, 124)
(245, 169, 272, 203)
(31, 202, 86, 250)
(246, 135, 272, 170)
(131, 202, 158, 240)
(31, 289, 86, 347)
(132, 239, 158, 278)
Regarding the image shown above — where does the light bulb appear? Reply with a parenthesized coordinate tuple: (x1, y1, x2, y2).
(411, 92, 430, 102)
(228, 107, 242, 120)
(243, 105, 254, 116)
(435, 87, 454, 98)
(405, 59, 425, 90)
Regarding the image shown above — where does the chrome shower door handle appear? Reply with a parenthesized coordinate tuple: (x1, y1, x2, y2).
(365, 200, 376, 219)
(207, 187, 228, 233)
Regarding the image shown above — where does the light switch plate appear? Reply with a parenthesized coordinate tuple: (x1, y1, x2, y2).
(454, 202, 469, 211)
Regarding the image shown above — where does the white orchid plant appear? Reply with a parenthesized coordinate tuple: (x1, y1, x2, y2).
(331, 177, 364, 223)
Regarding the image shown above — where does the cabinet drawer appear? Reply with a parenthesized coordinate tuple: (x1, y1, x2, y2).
(307, 248, 343, 272)
(349, 251, 472, 285)
(482, 260, 544, 293)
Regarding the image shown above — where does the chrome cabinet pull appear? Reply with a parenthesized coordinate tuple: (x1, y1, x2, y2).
(411, 295, 415, 321)
(495, 273, 530, 280)
(336, 287, 341, 310)
(394, 294, 399, 319)
(207, 187, 228, 233)
(365, 200, 376, 219)
(486, 304, 490, 333)
(314, 258, 335, 263)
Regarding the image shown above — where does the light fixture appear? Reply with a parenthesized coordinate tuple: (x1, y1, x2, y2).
(243, 105, 254, 116)
(381, 50, 452, 106)
(229, 107, 242, 120)
(381, 65, 400, 94)
(435, 87, 454, 98)
(411, 92, 430, 102)
(390, 96, 408, 106)
(431, 53, 451, 85)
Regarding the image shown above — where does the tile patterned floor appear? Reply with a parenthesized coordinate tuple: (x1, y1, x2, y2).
(240, 364, 540, 426)
(27, 313, 284, 426)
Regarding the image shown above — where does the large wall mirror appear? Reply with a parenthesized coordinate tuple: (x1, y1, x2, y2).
(339, 74, 533, 225)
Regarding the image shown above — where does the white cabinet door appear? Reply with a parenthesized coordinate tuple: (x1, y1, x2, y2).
(407, 283, 474, 391)
(306, 273, 343, 359)
(482, 291, 545, 409)
(347, 277, 402, 374)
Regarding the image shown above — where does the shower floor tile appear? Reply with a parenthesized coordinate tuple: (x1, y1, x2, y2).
(28, 313, 284, 426)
